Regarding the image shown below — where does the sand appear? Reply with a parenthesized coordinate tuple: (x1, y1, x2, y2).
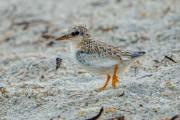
(0, 0, 180, 120)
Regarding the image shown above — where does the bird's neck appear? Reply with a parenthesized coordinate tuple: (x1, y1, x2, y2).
(68, 35, 92, 54)
(76, 36, 91, 48)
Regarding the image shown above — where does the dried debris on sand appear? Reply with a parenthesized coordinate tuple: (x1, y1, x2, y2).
(0, 0, 180, 120)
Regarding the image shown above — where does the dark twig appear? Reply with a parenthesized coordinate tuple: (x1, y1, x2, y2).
(118, 91, 125, 97)
(164, 55, 177, 63)
(96, 26, 119, 32)
(15, 21, 30, 30)
(86, 107, 104, 120)
(170, 115, 180, 120)
(42, 34, 56, 39)
(46, 41, 55, 47)
(137, 74, 153, 79)
(56, 58, 62, 70)
(12, 19, 52, 30)
(134, 66, 138, 77)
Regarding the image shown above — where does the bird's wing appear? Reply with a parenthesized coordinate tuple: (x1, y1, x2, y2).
(76, 51, 120, 68)
(120, 51, 146, 61)
(78, 40, 145, 67)
(94, 41, 145, 61)
(88, 40, 123, 59)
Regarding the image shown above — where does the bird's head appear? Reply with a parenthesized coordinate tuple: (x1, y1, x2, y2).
(56, 25, 90, 41)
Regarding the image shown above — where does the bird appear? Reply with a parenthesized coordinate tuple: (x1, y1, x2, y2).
(55, 25, 145, 91)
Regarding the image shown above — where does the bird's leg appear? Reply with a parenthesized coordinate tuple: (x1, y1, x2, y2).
(112, 64, 119, 89)
(97, 74, 111, 91)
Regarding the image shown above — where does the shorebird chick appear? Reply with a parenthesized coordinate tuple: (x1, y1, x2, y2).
(56, 25, 145, 91)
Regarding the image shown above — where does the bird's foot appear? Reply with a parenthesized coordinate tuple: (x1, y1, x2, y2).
(96, 74, 111, 92)
(112, 74, 119, 89)
(96, 86, 107, 92)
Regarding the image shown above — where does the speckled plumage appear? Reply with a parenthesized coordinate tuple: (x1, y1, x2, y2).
(56, 25, 145, 90)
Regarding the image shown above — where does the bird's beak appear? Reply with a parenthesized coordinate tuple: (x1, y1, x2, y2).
(56, 34, 72, 40)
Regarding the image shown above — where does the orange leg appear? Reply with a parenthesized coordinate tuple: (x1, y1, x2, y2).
(98, 74, 111, 91)
(112, 64, 119, 89)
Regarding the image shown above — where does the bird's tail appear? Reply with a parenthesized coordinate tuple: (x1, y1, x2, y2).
(131, 51, 146, 58)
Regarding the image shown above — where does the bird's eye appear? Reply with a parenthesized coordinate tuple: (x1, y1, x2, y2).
(71, 32, 75, 36)
(71, 31, 79, 36)
(74, 31, 79, 35)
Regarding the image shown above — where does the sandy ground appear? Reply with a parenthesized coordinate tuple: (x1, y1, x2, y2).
(0, 0, 180, 120)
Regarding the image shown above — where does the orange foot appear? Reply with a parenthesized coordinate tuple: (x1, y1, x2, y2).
(97, 74, 111, 91)
(112, 64, 119, 89)
(112, 74, 119, 89)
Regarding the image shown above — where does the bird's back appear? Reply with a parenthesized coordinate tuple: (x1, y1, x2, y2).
(76, 39, 144, 68)
(79, 39, 145, 60)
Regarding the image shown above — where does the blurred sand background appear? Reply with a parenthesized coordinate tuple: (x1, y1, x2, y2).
(0, 0, 180, 120)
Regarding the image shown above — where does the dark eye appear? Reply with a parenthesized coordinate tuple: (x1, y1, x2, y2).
(71, 31, 79, 36)
(74, 31, 79, 35)
(71, 32, 75, 36)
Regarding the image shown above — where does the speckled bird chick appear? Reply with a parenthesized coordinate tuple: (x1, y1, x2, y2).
(56, 25, 145, 91)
